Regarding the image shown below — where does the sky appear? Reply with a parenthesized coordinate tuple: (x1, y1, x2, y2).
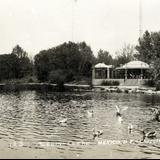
(0, 0, 160, 58)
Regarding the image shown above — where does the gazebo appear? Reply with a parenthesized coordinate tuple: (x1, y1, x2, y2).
(92, 63, 113, 86)
(92, 63, 113, 79)
(116, 60, 150, 80)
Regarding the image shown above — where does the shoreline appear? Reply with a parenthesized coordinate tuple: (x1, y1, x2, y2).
(0, 82, 158, 95)
(93, 85, 158, 94)
(0, 83, 92, 92)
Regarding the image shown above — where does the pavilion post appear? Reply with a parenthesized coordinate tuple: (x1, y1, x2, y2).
(92, 67, 95, 79)
(125, 68, 127, 80)
(107, 68, 110, 79)
(140, 63, 143, 79)
(141, 69, 143, 79)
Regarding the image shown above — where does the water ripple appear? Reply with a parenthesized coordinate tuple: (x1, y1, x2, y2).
(0, 91, 159, 158)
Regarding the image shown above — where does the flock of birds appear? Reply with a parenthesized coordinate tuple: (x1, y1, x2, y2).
(90, 105, 160, 141)
(92, 105, 159, 142)
(58, 104, 160, 142)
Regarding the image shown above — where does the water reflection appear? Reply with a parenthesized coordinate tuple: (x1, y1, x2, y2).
(0, 91, 160, 158)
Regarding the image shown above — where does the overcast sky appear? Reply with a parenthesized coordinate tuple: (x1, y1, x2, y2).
(0, 0, 160, 57)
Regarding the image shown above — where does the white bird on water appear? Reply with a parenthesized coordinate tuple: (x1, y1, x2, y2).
(116, 105, 128, 116)
(115, 105, 122, 117)
(128, 124, 133, 134)
(59, 118, 68, 124)
(117, 116, 123, 123)
(87, 110, 94, 117)
(115, 105, 128, 123)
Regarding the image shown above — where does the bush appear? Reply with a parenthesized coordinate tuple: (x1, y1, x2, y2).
(48, 70, 66, 91)
(101, 80, 120, 86)
(28, 78, 34, 83)
(156, 81, 160, 91)
(117, 88, 122, 93)
(144, 79, 155, 87)
(65, 71, 75, 82)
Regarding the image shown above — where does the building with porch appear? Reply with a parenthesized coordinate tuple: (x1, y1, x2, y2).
(92, 63, 114, 86)
(92, 61, 150, 86)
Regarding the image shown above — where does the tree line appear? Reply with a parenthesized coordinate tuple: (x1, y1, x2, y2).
(1, 30, 160, 87)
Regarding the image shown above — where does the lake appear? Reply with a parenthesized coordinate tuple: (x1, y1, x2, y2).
(0, 91, 160, 158)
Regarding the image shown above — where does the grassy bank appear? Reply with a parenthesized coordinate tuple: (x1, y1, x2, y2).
(0, 75, 92, 92)
(0, 83, 92, 92)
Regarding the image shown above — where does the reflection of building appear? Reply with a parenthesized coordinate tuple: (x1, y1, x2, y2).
(92, 61, 150, 86)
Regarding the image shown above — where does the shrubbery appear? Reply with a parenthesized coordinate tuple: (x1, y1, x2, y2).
(101, 80, 120, 86)
(144, 79, 155, 87)
(156, 81, 160, 91)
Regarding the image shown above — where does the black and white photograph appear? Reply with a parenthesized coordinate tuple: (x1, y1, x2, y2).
(0, 0, 160, 159)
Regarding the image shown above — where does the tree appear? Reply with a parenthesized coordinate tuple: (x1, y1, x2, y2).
(97, 49, 113, 65)
(78, 42, 96, 76)
(114, 44, 135, 67)
(135, 30, 153, 64)
(53, 42, 82, 72)
(136, 30, 160, 80)
(12, 45, 28, 58)
(34, 41, 96, 84)
(0, 54, 19, 81)
(34, 50, 52, 82)
(11, 45, 33, 78)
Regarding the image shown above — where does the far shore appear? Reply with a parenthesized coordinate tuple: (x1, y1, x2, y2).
(0, 82, 158, 95)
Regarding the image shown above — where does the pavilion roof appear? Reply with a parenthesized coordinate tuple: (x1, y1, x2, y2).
(94, 63, 113, 68)
(116, 61, 150, 70)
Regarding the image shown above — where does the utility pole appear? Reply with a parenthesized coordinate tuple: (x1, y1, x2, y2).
(72, 0, 77, 42)
(139, 0, 143, 38)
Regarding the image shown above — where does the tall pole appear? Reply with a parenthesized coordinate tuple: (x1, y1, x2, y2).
(139, 0, 143, 38)
(72, 0, 77, 42)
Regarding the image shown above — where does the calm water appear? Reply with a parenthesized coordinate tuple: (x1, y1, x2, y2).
(0, 91, 160, 158)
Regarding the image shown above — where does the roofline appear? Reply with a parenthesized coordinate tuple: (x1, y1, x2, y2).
(116, 67, 149, 70)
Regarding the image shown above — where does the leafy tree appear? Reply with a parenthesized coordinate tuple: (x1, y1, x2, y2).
(53, 42, 82, 72)
(0, 54, 19, 81)
(34, 50, 51, 82)
(135, 30, 153, 64)
(97, 49, 113, 65)
(136, 30, 160, 80)
(12, 45, 28, 58)
(78, 42, 96, 76)
(34, 41, 96, 84)
(114, 44, 135, 67)
(11, 45, 33, 78)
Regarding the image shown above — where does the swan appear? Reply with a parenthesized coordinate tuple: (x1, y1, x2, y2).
(151, 108, 160, 122)
(117, 116, 123, 123)
(87, 110, 94, 117)
(59, 118, 68, 124)
(128, 124, 133, 134)
(115, 105, 128, 123)
(115, 105, 128, 117)
(115, 105, 122, 117)
(141, 130, 156, 142)
(115, 105, 123, 123)
(92, 129, 103, 139)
